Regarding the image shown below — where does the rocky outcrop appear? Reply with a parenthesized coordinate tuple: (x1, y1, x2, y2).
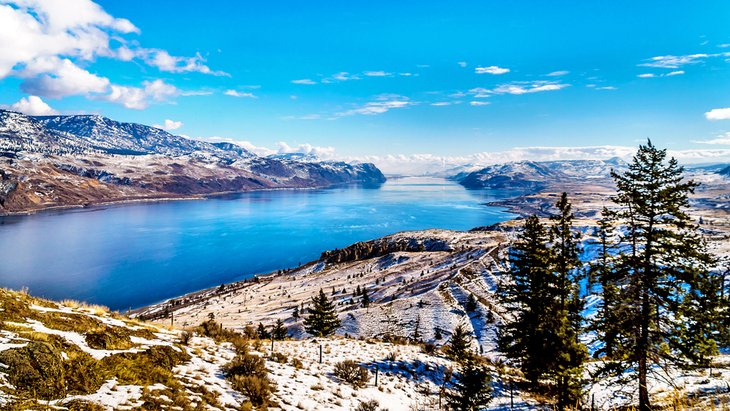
(320, 235, 451, 264)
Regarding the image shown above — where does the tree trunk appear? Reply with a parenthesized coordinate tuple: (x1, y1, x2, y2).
(638, 289, 651, 411)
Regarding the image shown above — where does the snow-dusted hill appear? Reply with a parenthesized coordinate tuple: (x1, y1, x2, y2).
(0, 110, 386, 214)
(132, 225, 730, 410)
(0, 287, 541, 410)
(456, 159, 626, 190)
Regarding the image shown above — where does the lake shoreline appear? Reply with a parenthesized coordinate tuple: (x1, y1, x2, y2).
(0, 180, 387, 217)
(0, 177, 517, 310)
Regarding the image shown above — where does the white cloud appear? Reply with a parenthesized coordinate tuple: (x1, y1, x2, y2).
(337, 95, 412, 116)
(666, 70, 685, 76)
(0, 0, 222, 107)
(705, 107, 730, 121)
(153, 119, 183, 131)
(19, 56, 110, 98)
(547, 70, 570, 76)
(457, 61, 467, 68)
(4, 95, 58, 115)
(224, 89, 257, 98)
(349, 146, 638, 175)
(469, 101, 490, 106)
(100, 79, 178, 110)
(431, 102, 452, 106)
(637, 73, 656, 78)
(475, 66, 510, 75)
(595, 86, 617, 90)
(363, 70, 392, 77)
(292, 79, 316, 85)
(491, 81, 569, 95)
(351, 145, 730, 175)
(196, 137, 336, 159)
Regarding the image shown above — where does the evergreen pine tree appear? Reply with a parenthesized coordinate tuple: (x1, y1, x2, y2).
(412, 315, 421, 342)
(361, 287, 370, 308)
(303, 289, 341, 337)
(548, 192, 587, 409)
(599, 140, 721, 411)
(292, 305, 299, 321)
(444, 323, 473, 363)
(588, 207, 623, 360)
(497, 215, 554, 386)
(256, 322, 270, 339)
(446, 357, 493, 411)
(272, 319, 287, 340)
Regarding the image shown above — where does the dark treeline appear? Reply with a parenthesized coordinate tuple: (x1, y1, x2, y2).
(497, 141, 729, 411)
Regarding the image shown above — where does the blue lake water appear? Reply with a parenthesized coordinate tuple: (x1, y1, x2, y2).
(0, 177, 518, 310)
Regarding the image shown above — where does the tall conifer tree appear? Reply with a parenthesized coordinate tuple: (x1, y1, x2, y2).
(599, 140, 721, 410)
(304, 289, 341, 337)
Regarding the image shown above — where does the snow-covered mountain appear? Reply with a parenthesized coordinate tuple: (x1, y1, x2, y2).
(456, 159, 626, 190)
(0, 110, 386, 214)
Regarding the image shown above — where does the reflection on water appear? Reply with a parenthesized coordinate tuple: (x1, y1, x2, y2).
(0, 177, 518, 310)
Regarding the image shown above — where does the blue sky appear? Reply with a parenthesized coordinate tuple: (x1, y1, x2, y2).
(2, 0, 730, 172)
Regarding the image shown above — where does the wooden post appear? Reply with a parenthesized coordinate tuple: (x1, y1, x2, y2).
(510, 380, 514, 410)
(375, 365, 379, 386)
(271, 337, 274, 353)
(319, 344, 323, 364)
(170, 311, 174, 328)
(591, 393, 595, 411)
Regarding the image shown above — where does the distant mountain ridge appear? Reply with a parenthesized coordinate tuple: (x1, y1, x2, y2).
(0, 110, 386, 214)
(455, 158, 626, 190)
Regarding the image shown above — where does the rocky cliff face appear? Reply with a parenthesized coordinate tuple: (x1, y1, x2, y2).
(0, 110, 386, 214)
(319, 235, 452, 264)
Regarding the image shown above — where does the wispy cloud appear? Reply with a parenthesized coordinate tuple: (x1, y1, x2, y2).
(121, 48, 228, 76)
(693, 132, 730, 145)
(292, 79, 316, 85)
(337, 95, 412, 116)
(457, 61, 468, 68)
(546, 70, 570, 77)
(322, 72, 360, 83)
(491, 81, 569, 95)
(224, 89, 257, 98)
(638, 70, 684, 78)
(469, 101, 490, 106)
(595, 86, 617, 90)
(639, 53, 710, 69)
(363, 71, 392, 77)
(475, 66, 510, 75)
(705, 107, 730, 120)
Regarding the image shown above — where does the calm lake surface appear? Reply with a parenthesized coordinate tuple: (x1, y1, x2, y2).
(0, 177, 518, 310)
